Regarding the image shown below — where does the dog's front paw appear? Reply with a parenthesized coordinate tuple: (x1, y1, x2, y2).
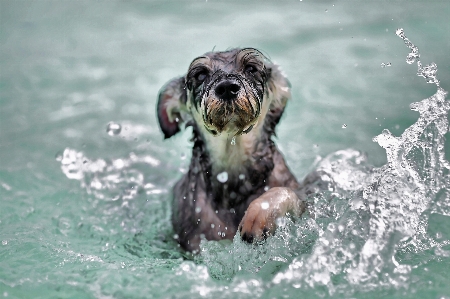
(238, 187, 302, 244)
(238, 198, 280, 244)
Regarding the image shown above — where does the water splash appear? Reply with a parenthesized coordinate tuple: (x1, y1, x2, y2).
(396, 28, 440, 86)
(59, 148, 164, 201)
(284, 29, 450, 293)
(231, 136, 236, 146)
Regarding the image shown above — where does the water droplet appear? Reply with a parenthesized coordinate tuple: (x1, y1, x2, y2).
(2, 240, 7, 246)
(113, 159, 125, 169)
(342, 124, 347, 129)
(55, 152, 63, 161)
(264, 186, 270, 191)
(239, 174, 245, 180)
(381, 62, 392, 68)
(395, 28, 404, 37)
(261, 202, 269, 210)
(173, 234, 179, 240)
(106, 122, 122, 136)
(276, 217, 287, 227)
(211, 223, 215, 228)
(231, 136, 236, 145)
(217, 171, 228, 183)
(195, 207, 202, 213)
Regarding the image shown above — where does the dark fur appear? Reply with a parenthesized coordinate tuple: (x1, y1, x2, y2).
(157, 48, 322, 252)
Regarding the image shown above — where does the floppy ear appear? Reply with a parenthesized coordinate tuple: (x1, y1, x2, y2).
(264, 63, 292, 132)
(157, 76, 187, 139)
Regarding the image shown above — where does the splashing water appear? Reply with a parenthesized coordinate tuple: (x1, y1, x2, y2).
(396, 28, 441, 86)
(59, 148, 164, 201)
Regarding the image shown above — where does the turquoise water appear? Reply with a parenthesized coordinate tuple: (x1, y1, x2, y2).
(1, 1, 450, 298)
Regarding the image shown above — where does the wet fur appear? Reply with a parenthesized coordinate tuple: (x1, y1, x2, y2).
(157, 48, 320, 252)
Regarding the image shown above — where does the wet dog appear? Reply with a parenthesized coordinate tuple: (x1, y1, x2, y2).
(157, 48, 320, 252)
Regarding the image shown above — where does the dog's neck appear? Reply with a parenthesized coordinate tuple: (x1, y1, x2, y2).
(199, 118, 270, 176)
(205, 132, 256, 174)
(187, 116, 276, 208)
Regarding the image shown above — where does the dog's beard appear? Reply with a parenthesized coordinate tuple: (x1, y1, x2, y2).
(201, 91, 261, 136)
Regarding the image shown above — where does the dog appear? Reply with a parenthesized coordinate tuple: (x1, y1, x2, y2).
(157, 48, 321, 253)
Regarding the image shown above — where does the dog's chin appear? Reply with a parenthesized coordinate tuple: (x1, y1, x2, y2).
(202, 98, 260, 137)
(203, 117, 258, 137)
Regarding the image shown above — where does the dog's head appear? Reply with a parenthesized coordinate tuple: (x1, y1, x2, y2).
(157, 48, 290, 139)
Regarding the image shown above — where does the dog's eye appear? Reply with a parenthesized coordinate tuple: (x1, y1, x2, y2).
(195, 72, 207, 82)
(244, 64, 258, 75)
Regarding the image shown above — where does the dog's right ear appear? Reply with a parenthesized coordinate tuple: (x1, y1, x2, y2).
(157, 76, 187, 139)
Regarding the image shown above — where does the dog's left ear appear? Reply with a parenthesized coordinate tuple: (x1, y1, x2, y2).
(157, 76, 187, 139)
(265, 63, 292, 128)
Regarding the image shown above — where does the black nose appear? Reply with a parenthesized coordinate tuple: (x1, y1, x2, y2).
(214, 80, 241, 101)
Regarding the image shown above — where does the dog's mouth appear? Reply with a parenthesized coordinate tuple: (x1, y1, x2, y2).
(200, 77, 262, 136)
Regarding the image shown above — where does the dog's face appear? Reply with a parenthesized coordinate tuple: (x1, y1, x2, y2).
(185, 48, 267, 136)
(157, 48, 290, 141)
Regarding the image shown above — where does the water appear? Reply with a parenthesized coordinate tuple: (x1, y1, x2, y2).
(1, 2, 450, 298)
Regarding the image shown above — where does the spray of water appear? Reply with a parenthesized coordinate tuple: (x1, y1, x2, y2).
(58, 148, 164, 201)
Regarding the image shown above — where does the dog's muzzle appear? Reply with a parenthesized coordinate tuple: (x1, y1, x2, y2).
(201, 76, 261, 136)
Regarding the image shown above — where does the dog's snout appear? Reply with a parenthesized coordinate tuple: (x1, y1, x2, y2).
(214, 80, 240, 101)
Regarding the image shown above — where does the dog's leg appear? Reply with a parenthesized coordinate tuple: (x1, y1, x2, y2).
(238, 187, 305, 243)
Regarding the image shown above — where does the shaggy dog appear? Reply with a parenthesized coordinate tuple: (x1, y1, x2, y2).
(157, 48, 321, 253)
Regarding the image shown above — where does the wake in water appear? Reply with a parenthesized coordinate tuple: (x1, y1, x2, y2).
(58, 29, 450, 297)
